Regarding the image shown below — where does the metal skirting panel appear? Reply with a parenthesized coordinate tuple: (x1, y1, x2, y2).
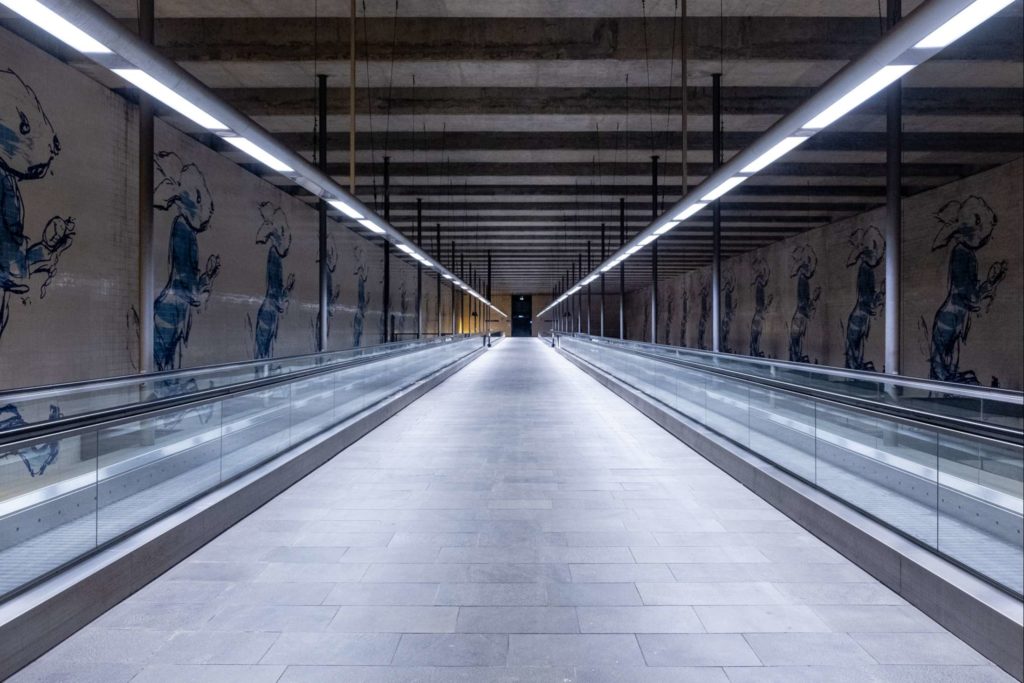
(0, 347, 485, 680)
(557, 346, 1024, 682)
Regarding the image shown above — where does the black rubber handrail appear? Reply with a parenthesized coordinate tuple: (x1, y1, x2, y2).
(0, 336, 479, 445)
(561, 334, 1024, 447)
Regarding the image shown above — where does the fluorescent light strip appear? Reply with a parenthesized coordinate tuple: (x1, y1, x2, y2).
(113, 69, 228, 130)
(1, 0, 111, 53)
(223, 136, 293, 172)
(639, 234, 658, 246)
(742, 136, 810, 174)
(358, 219, 386, 234)
(397, 244, 414, 254)
(600, 262, 618, 273)
(672, 203, 707, 221)
(327, 199, 363, 219)
(701, 176, 748, 202)
(804, 64, 914, 130)
(654, 221, 680, 235)
(625, 246, 641, 255)
(915, 0, 1014, 48)
(443, 274, 453, 280)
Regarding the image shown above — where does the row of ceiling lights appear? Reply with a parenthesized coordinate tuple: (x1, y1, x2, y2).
(2, 0, 507, 319)
(540, 0, 1014, 318)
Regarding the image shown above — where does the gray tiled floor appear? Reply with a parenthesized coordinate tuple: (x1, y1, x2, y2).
(11, 339, 1014, 682)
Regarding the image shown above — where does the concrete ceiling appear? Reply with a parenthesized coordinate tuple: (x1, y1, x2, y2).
(4, 0, 1022, 294)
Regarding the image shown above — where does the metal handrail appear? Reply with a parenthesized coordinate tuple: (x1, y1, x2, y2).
(567, 333, 1024, 403)
(559, 334, 1024, 447)
(0, 336, 475, 445)
(0, 336, 458, 399)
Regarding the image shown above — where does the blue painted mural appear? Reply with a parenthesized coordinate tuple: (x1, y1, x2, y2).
(312, 234, 341, 346)
(788, 244, 821, 363)
(1, 69, 76, 343)
(249, 202, 295, 360)
(152, 151, 220, 371)
(720, 270, 737, 354)
(923, 196, 1008, 386)
(0, 403, 61, 477)
(749, 256, 773, 358)
(697, 275, 710, 350)
(679, 287, 689, 347)
(352, 244, 370, 347)
(843, 225, 885, 371)
(664, 289, 674, 345)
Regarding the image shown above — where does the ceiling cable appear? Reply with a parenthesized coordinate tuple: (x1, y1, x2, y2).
(360, 0, 379, 211)
(640, 0, 656, 157)
(383, 0, 399, 157)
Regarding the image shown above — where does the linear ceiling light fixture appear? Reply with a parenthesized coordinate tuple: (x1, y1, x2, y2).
(0, 0, 111, 53)
(112, 69, 228, 130)
(915, 0, 1014, 47)
(222, 135, 294, 172)
(803, 64, 914, 130)
(541, 0, 1010, 312)
(700, 176, 749, 202)
(741, 136, 810, 174)
(5, 0, 507, 318)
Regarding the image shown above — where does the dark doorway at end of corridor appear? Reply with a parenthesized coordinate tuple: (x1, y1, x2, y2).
(511, 295, 533, 336)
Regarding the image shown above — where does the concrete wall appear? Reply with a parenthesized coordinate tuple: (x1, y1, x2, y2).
(623, 158, 1024, 390)
(0, 26, 454, 391)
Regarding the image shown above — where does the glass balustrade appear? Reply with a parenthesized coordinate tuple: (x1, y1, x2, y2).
(559, 334, 1024, 598)
(0, 336, 481, 600)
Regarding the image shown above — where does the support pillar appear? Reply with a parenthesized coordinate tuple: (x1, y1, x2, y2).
(885, 0, 902, 375)
(382, 156, 391, 343)
(619, 197, 626, 340)
(317, 74, 329, 352)
(416, 198, 423, 339)
(576, 254, 583, 334)
(650, 155, 659, 344)
(137, 0, 154, 372)
(450, 241, 456, 335)
(348, 0, 356, 193)
(600, 224, 606, 337)
(586, 240, 592, 335)
(436, 224, 442, 335)
(711, 73, 722, 353)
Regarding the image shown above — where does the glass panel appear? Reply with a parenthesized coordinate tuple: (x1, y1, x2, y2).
(0, 337, 478, 600)
(560, 335, 1021, 596)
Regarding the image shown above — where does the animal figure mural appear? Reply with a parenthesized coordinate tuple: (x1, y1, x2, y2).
(720, 271, 736, 354)
(844, 225, 885, 371)
(1, 69, 76, 342)
(352, 244, 370, 347)
(923, 196, 1007, 385)
(312, 234, 341, 347)
(249, 202, 295, 360)
(398, 278, 409, 338)
(0, 403, 62, 477)
(664, 289, 674, 345)
(679, 286, 689, 347)
(152, 151, 220, 371)
(788, 244, 821, 363)
(749, 256, 773, 357)
(697, 276, 710, 350)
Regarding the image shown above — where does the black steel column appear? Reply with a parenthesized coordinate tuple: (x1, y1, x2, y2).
(576, 254, 583, 334)
(600, 223, 606, 337)
(383, 156, 391, 343)
(486, 251, 492, 344)
(711, 73, 722, 352)
(619, 197, 626, 339)
(650, 155, 659, 344)
(460, 253, 465, 334)
(137, 0, 154, 372)
(317, 74, 329, 352)
(586, 240, 592, 335)
(885, 0, 902, 375)
(415, 198, 423, 339)
(450, 241, 456, 335)
(436, 224, 442, 335)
